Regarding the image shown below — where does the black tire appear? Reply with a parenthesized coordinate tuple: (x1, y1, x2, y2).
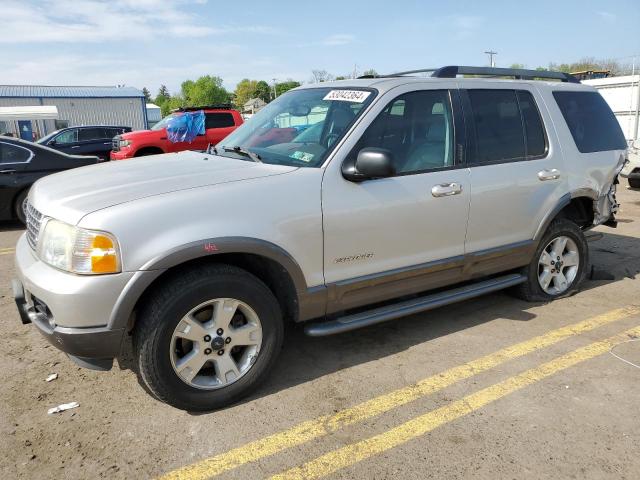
(134, 264, 283, 411)
(14, 189, 29, 224)
(629, 178, 640, 189)
(510, 218, 588, 302)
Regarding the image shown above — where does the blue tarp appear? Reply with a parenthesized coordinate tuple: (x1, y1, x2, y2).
(166, 110, 205, 143)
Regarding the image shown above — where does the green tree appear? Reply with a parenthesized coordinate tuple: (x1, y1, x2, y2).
(275, 80, 301, 97)
(509, 63, 526, 70)
(142, 87, 151, 103)
(234, 79, 259, 109)
(362, 68, 378, 77)
(155, 85, 170, 106)
(254, 80, 271, 103)
(181, 75, 230, 107)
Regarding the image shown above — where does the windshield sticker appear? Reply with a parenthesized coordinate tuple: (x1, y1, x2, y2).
(290, 151, 315, 162)
(323, 90, 371, 103)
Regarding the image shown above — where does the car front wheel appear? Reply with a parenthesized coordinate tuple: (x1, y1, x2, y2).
(134, 264, 283, 411)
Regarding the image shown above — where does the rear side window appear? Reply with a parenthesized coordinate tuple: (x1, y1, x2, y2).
(553, 91, 626, 153)
(78, 128, 107, 141)
(205, 113, 235, 129)
(468, 90, 525, 162)
(467, 89, 548, 163)
(0, 142, 32, 164)
(517, 91, 546, 157)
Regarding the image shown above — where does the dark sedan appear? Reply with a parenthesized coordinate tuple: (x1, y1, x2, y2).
(37, 125, 131, 160)
(0, 137, 102, 224)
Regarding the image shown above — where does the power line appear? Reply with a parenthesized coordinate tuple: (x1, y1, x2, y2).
(484, 50, 497, 67)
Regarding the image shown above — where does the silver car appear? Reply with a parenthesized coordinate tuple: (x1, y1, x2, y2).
(13, 66, 627, 410)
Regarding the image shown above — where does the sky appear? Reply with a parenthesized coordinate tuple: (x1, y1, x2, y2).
(1, 0, 638, 96)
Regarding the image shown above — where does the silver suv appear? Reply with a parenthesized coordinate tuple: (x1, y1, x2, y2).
(13, 66, 627, 410)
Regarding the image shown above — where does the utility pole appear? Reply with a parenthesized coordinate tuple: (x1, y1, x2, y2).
(272, 78, 277, 100)
(484, 50, 497, 67)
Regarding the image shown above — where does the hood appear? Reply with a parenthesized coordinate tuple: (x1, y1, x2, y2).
(120, 129, 161, 140)
(31, 150, 298, 225)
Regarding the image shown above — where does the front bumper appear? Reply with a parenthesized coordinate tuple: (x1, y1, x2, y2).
(109, 149, 133, 160)
(13, 233, 136, 370)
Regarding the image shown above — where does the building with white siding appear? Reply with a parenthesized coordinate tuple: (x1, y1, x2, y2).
(584, 75, 640, 142)
(0, 85, 147, 140)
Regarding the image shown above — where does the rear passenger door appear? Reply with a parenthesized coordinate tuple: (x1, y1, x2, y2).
(76, 127, 110, 157)
(462, 86, 567, 256)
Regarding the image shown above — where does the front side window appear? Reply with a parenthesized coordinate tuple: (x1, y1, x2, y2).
(553, 91, 626, 153)
(350, 90, 454, 174)
(0, 142, 32, 164)
(217, 87, 375, 167)
(55, 129, 77, 144)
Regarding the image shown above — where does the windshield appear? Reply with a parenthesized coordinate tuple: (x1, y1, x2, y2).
(36, 130, 61, 144)
(218, 87, 375, 167)
(151, 113, 180, 131)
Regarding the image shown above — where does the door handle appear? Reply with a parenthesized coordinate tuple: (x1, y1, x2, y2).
(71, 145, 80, 149)
(538, 168, 561, 181)
(431, 182, 463, 197)
(0, 169, 17, 174)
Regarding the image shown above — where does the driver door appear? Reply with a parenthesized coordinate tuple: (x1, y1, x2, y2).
(321, 87, 470, 313)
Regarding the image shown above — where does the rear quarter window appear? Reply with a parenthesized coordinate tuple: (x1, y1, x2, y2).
(553, 91, 626, 153)
(205, 113, 235, 129)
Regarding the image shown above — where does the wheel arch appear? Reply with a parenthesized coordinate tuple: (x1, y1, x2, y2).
(534, 190, 598, 243)
(133, 146, 164, 157)
(111, 237, 325, 334)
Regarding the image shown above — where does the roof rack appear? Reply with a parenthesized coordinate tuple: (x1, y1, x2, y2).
(362, 66, 580, 83)
(172, 104, 233, 112)
(431, 66, 579, 83)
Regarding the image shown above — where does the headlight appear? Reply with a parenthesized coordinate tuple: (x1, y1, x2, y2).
(37, 220, 121, 274)
(119, 139, 132, 147)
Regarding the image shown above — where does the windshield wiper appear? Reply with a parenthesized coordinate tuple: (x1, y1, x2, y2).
(222, 145, 262, 163)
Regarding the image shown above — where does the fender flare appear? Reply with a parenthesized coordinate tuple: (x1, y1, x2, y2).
(108, 237, 314, 330)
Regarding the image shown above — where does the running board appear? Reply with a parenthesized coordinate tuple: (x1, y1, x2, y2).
(304, 273, 526, 337)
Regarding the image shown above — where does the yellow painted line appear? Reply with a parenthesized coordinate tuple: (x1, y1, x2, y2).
(158, 305, 640, 480)
(272, 326, 640, 480)
(0, 248, 15, 256)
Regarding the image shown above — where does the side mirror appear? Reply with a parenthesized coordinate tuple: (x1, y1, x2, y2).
(342, 147, 396, 182)
(48, 139, 57, 146)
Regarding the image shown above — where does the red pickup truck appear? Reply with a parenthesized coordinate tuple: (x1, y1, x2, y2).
(110, 105, 243, 160)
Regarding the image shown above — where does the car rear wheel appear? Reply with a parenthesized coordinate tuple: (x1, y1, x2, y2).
(629, 178, 640, 189)
(14, 189, 29, 224)
(134, 264, 283, 411)
(510, 218, 588, 302)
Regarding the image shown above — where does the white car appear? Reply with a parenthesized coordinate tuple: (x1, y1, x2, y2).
(620, 142, 639, 188)
(13, 66, 627, 410)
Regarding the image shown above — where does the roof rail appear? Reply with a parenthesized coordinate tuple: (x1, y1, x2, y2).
(172, 104, 233, 112)
(430, 66, 580, 83)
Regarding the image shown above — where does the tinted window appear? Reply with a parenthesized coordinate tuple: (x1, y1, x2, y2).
(468, 90, 524, 162)
(517, 91, 546, 157)
(78, 128, 107, 141)
(205, 113, 235, 129)
(553, 91, 626, 153)
(352, 90, 454, 174)
(0, 142, 32, 164)
(55, 129, 77, 144)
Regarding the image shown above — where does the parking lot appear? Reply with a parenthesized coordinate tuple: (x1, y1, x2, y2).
(0, 185, 638, 479)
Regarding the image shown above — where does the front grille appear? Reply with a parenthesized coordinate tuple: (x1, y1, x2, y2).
(112, 137, 120, 152)
(25, 202, 43, 250)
